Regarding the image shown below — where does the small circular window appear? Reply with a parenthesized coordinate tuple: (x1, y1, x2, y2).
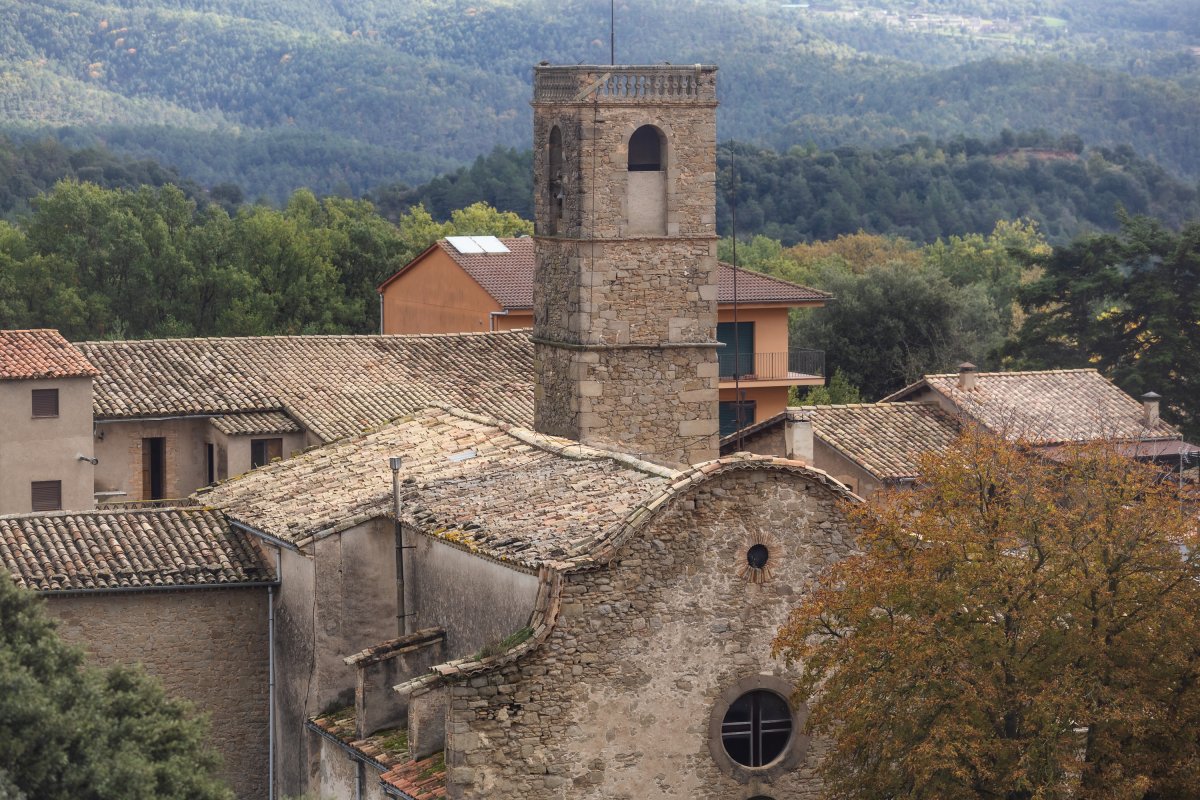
(746, 543, 769, 570)
(720, 690, 793, 767)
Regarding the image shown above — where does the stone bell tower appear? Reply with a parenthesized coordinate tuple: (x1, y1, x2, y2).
(531, 64, 720, 467)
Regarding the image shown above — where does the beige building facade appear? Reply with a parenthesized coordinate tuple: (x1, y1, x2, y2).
(0, 330, 99, 515)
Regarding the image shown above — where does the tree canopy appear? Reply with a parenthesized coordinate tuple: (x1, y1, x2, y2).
(0, 572, 232, 800)
(774, 429, 1200, 800)
(1010, 216, 1200, 440)
(0, 180, 530, 339)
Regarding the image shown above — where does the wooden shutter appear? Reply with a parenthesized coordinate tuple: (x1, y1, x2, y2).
(31, 388, 59, 418)
(31, 480, 62, 512)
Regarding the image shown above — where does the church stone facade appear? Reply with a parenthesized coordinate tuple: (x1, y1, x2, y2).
(532, 65, 721, 467)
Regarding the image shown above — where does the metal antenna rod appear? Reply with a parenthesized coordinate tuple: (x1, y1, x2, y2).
(611, 0, 615, 65)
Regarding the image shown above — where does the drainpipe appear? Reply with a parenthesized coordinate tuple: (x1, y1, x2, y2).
(488, 309, 510, 331)
(379, 293, 385, 335)
(268, 547, 279, 799)
(390, 457, 412, 636)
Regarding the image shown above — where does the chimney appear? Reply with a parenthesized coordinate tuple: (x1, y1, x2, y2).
(957, 362, 977, 391)
(1141, 391, 1161, 427)
(784, 410, 814, 464)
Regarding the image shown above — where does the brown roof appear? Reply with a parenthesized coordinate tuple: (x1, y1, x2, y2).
(720, 403, 962, 481)
(0, 508, 273, 592)
(381, 753, 446, 800)
(381, 238, 829, 308)
(78, 331, 534, 443)
(308, 708, 445, 800)
(0, 329, 99, 381)
(809, 403, 962, 480)
(440, 237, 536, 309)
(199, 406, 674, 564)
(209, 411, 303, 437)
(716, 263, 830, 304)
(884, 369, 1180, 445)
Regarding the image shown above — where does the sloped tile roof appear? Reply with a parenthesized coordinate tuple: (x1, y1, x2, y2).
(418, 237, 828, 308)
(199, 406, 674, 564)
(440, 237, 536, 309)
(716, 263, 830, 304)
(884, 369, 1180, 445)
(209, 411, 303, 436)
(308, 708, 445, 800)
(809, 403, 962, 480)
(0, 508, 273, 592)
(77, 331, 534, 442)
(381, 753, 446, 800)
(0, 329, 99, 381)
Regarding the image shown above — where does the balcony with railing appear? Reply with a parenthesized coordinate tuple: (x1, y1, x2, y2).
(718, 349, 825, 385)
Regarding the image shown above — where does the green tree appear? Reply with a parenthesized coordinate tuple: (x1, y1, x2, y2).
(791, 368, 863, 405)
(793, 259, 1004, 400)
(774, 430, 1200, 800)
(0, 572, 232, 800)
(1010, 216, 1200, 439)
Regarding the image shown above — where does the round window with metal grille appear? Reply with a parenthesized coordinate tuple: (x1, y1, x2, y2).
(720, 690, 793, 767)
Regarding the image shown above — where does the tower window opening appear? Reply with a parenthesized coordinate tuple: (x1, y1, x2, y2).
(548, 125, 564, 232)
(628, 125, 664, 171)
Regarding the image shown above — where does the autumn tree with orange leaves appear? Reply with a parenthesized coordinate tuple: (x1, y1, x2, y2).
(774, 428, 1200, 800)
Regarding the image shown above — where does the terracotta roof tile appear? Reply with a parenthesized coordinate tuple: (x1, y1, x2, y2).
(308, 708, 445, 800)
(885, 369, 1180, 445)
(809, 403, 961, 480)
(439, 237, 536, 309)
(77, 331, 534, 442)
(430, 238, 828, 308)
(199, 407, 674, 563)
(381, 753, 446, 799)
(0, 329, 99, 380)
(0, 507, 273, 592)
(209, 411, 303, 436)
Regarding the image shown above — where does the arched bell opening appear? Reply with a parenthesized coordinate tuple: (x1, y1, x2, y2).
(547, 125, 564, 234)
(626, 124, 667, 235)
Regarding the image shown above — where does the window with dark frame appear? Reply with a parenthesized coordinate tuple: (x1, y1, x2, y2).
(31, 388, 59, 418)
(720, 690, 793, 768)
(251, 437, 283, 469)
(31, 480, 62, 512)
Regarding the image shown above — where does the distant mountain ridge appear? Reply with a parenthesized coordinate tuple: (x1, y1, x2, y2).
(2, 0, 1198, 200)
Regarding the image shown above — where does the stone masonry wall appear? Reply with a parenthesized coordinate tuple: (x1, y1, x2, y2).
(444, 465, 857, 799)
(48, 587, 270, 799)
(534, 342, 719, 466)
(532, 67, 718, 240)
(531, 66, 721, 466)
(534, 238, 718, 347)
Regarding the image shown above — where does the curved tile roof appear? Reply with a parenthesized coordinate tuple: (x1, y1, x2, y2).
(808, 403, 962, 480)
(209, 411, 303, 436)
(885, 368, 1179, 445)
(0, 508, 273, 592)
(78, 330, 534, 442)
(199, 407, 673, 565)
(0, 329, 98, 380)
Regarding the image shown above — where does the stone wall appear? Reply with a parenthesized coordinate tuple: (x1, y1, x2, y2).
(534, 341, 719, 467)
(47, 587, 270, 799)
(531, 66, 718, 241)
(530, 65, 721, 468)
(444, 464, 857, 799)
(409, 535, 540, 658)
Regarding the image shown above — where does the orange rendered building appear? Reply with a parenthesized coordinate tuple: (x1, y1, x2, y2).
(377, 236, 830, 434)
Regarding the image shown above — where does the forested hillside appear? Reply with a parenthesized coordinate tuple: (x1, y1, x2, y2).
(372, 133, 1200, 245)
(2, 0, 1197, 200)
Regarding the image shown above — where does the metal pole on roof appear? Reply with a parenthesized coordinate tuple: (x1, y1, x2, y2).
(611, 0, 615, 65)
(390, 457, 412, 636)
